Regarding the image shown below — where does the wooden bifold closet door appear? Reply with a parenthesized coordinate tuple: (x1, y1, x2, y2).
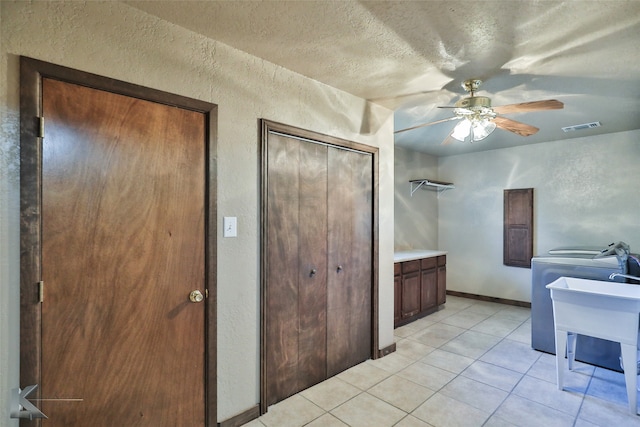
(262, 123, 374, 408)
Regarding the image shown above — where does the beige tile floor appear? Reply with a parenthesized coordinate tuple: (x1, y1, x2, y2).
(244, 295, 640, 427)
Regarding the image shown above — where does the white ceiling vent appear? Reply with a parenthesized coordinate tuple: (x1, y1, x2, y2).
(562, 121, 601, 132)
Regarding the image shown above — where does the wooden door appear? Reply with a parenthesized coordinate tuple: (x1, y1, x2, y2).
(326, 147, 372, 377)
(262, 122, 376, 410)
(264, 134, 328, 405)
(24, 73, 209, 426)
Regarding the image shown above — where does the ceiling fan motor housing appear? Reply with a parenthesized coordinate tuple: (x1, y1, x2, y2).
(454, 96, 496, 122)
(455, 96, 492, 110)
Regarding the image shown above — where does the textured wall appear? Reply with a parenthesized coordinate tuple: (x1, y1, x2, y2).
(437, 130, 640, 302)
(394, 147, 439, 250)
(0, 2, 395, 424)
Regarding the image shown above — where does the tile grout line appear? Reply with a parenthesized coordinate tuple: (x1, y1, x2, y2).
(392, 303, 530, 425)
(251, 297, 640, 426)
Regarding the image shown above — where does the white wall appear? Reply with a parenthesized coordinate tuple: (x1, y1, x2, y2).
(0, 2, 395, 424)
(394, 147, 439, 250)
(437, 131, 640, 302)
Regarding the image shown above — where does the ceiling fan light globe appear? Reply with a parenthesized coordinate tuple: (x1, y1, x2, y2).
(471, 120, 497, 141)
(451, 119, 471, 141)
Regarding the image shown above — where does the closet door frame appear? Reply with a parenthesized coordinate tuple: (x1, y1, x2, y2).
(259, 120, 379, 414)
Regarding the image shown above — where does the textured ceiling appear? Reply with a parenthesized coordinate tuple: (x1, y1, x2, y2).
(127, 0, 640, 156)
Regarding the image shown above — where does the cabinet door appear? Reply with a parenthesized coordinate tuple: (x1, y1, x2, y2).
(394, 274, 402, 324)
(504, 188, 533, 268)
(420, 267, 437, 311)
(401, 270, 421, 318)
(437, 265, 447, 305)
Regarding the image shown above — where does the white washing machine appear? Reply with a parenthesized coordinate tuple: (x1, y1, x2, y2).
(531, 242, 629, 371)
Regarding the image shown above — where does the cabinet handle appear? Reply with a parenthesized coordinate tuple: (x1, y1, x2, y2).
(310, 268, 317, 277)
(337, 265, 343, 273)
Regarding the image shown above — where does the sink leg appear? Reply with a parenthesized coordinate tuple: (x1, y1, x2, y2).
(555, 329, 567, 390)
(621, 344, 638, 415)
(567, 332, 577, 371)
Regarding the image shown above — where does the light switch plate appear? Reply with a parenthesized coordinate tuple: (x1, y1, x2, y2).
(223, 217, 237, 238)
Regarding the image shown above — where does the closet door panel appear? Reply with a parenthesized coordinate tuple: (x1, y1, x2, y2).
(265, 135, 301, 405)
(327, 147, 372, 376)
(350, 151, 373, 365)
(297, 141, 328, 390)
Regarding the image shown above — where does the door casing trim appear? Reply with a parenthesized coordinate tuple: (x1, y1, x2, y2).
(19, 56, 218, 426)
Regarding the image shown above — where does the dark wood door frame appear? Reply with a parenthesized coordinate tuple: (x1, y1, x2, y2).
(19, 57, 218, 426)
(259, 119, 379, 414)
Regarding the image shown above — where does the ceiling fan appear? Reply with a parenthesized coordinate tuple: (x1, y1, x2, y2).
(394, 79, 564, 144)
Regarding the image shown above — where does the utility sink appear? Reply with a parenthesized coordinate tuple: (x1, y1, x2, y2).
(547, 276, 640, 414)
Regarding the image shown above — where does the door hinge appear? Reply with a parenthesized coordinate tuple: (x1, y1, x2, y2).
(205, 289, 209, 298)
(38, 281, 44, 303)
(37, 116, 44, 138)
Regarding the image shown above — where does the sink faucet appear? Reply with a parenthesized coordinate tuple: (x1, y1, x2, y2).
(609, 272, 640, 281)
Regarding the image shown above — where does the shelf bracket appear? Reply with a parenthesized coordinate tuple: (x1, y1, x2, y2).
(409, 179, 455, 198)
(410, 180, 426, 197)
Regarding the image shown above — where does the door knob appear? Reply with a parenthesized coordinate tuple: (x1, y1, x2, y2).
(310, 269, 317, 277)
(337, 265, 343, 273)
(189, 290, 204, 303)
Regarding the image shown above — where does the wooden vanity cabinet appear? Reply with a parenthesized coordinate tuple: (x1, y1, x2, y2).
(394, 255, 446, 327)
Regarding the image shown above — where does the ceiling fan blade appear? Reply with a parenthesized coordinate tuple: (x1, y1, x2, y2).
(394, 116, 461, 134)
(441, 134, 457, 145)
(493, 116, 539, 137)
(493, 99, 563, 115)
(441, 127, 457, 145)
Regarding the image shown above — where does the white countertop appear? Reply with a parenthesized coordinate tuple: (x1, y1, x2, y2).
(394, 250, 447, 263)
